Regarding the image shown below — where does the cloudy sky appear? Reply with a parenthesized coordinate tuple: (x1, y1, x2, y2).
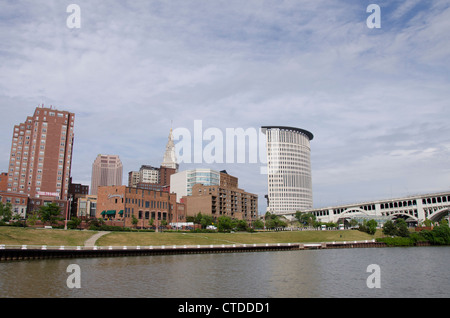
(1, 0, 449, 211)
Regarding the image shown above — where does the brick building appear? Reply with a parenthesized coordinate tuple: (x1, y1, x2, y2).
(182, 171, 258, 223)
(129, 165, 176, 192)
(96, 185, 185, 229)
(6, 105, 75, 201)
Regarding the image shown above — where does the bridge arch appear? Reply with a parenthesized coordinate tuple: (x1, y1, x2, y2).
(340, 208, 370, 217)
(387, 213, 419, 222)
(428, 208, 450, 222)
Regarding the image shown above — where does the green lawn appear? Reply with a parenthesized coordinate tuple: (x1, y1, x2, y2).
(96, 229, 382, 246)
(0, 226, 383, 247)
(0, 226, 96, 246)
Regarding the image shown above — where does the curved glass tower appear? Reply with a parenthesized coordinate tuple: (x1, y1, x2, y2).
(261, 126, 313, 214)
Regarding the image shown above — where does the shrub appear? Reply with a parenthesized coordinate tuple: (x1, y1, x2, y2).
(376, 237, 415, 246)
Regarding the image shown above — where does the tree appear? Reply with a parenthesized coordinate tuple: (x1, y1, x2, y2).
(395, 218, 410, 237)
(218, 215, 234, 232)
(131, 215, 138, 228)
(382, 220, 397, 236)
(264, 212, 287, 229)
(295, 212, 316, 227)
(252, 219, 264, 229)
(359, 219, 377, 235)
(67, 217, 82, 229)
(0, 202, 13, 222)
(39, 203, 61, 225)
(199, 214, 213, 229)
(235, 219, 248, 231)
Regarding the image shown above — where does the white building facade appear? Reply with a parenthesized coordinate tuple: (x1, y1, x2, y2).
(262, 126, 314, 215)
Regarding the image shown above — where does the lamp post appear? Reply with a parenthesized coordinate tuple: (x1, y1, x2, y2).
(64, 196, 73, 230)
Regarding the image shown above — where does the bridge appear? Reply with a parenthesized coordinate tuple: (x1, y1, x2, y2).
(282, 191, 450, 225)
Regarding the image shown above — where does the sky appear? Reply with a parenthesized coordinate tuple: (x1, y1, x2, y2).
(1, 0, 449, 212)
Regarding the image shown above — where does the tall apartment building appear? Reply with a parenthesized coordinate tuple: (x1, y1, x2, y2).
(91, 154, 123, 195)
(6, 106, 75, 201)
(183, 170, 258, 222)
(262, 126, 314, 214)
(139, 165, 160, 184)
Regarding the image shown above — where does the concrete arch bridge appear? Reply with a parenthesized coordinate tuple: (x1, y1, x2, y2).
(282, 191, 450, 226)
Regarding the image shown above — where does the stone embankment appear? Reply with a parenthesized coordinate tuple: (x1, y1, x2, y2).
(0, 239, 405, 261)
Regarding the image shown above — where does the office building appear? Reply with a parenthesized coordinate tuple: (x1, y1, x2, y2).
(262, 126, 314, 214)
(6, 105, 75, 201)
(90, 154, 123, 195)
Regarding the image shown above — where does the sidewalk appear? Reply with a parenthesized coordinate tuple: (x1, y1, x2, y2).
(84, 231, 110, 247)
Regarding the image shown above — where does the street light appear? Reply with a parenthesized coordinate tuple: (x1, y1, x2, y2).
(64, 196, 73, 230)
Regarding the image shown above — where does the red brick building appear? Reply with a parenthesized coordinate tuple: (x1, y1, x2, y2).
(6, 105, 75, 201)
(96, 185, 185, 229)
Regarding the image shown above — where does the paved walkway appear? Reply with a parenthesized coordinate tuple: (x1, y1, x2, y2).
(84, 231, 110, 247)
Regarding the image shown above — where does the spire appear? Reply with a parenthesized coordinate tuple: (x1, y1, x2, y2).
(161, 125, 179, 171)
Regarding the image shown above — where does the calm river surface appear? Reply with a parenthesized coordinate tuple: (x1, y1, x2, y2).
(1, 246, 449, 298)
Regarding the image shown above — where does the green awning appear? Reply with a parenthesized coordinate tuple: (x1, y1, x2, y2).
(106, 210, 116, 215)
(101, 211, 106, 215)
(118, 210, 123, 215)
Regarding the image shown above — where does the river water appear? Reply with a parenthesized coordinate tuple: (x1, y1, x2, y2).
(0, 246, 449, 298)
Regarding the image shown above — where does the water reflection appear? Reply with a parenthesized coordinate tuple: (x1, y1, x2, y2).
(0, 247, 449, 298)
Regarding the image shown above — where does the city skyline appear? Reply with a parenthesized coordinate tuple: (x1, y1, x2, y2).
(1, 1, 450, 211)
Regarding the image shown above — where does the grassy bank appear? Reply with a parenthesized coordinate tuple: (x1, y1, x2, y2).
(0, 226, 96, 246)
(96, 229, 383, 246)
(0, 226, 385, 247)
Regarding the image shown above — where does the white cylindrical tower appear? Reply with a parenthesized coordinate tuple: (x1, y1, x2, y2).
(262, 126, 314, 214)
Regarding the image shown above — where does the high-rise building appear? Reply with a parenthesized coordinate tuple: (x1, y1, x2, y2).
(90, 154, 123, 195)
(262, 126, 314, 214)
(6, 105, 75, 200)
(139, 165, 160, 184)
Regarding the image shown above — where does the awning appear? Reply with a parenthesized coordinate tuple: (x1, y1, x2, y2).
(118, 210, 123, 215)
(106, 210, 116, 215)
(101, 211, 106, 215)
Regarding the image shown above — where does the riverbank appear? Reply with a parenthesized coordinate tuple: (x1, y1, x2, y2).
(0, 226, 382, 247)
(0, 226, 436, 262)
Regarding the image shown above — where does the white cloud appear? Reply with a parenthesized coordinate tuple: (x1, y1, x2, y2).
(0, 0, 449, 212)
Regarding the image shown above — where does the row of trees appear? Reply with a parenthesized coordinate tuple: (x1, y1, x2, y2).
(0, 202, 64, 226)
(186, 212, 288, 232)
(378, 218, 450, 246)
